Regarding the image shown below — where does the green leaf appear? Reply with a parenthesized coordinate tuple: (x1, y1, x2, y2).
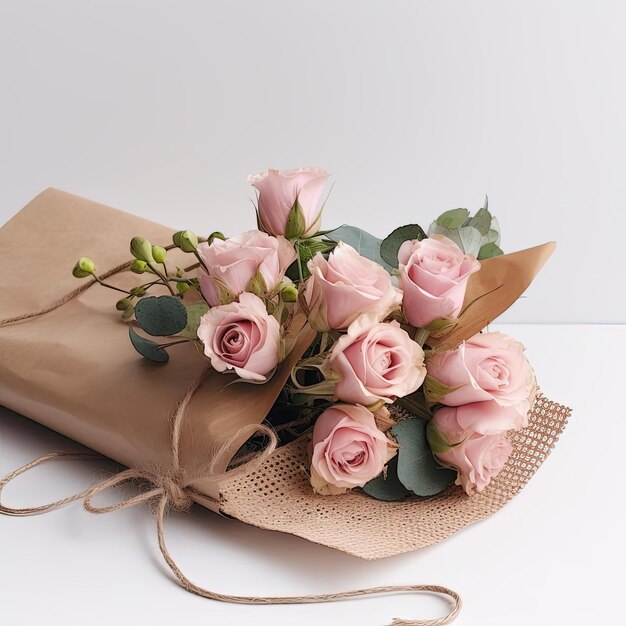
(362, 457, 411, 501)
(134, 295, 188, 337)
(469, 207, 492, 236)
(478, 242, 504, 260)
(427, 222, 463, 249)
(128, 326, 169, 363)
(326, 225, 392, 271)
(179, 301, 209, 340)
(423, 374, 463, 405)
(436, 208, 469, 230)
(458, 225, 482, 256)
(380, 224, 427, 268)
(392, 418, 457, 496)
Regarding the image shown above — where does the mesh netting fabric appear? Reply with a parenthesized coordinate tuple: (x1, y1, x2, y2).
(219, 394, 570, 559)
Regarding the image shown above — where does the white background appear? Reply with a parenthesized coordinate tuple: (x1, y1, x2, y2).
(1, 2, 625, 625)
(1, 0, 625, 322)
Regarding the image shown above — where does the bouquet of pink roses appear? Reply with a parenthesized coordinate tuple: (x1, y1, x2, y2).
(72, 167, 540, 501)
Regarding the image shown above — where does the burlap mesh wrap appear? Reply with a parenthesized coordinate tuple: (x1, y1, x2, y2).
(219, 394, 570, 559)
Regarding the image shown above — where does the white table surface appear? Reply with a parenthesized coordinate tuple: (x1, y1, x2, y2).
(1, 323, 622, 625)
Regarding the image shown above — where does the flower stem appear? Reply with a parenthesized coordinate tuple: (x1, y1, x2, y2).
(92, 275, 131, 295)
(147, 263, 176, 296)
(413, 327, 430, 347)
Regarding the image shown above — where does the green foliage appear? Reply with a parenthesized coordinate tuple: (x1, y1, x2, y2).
(179, 301, 209, 340)
(436, 208, 470, 230)
(428, 200, 501, 257)
(362, 457, 411, 501)
(128, 326, 169, 363)
(134, 295, 188, 337)
(478, 242, 504, 259)
(326, 225, 392, 271)
(392, 418, 457, 496)
(380, 224, 427, 268)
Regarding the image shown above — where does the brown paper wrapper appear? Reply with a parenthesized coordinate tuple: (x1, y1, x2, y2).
(0, 189, 570, 557)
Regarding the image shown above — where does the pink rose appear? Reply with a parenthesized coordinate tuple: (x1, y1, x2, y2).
(426, 331, 536, 423)
(303, 242, 402, 331)
(310, 404, 397, 495)
(196, 230, 296, 306)
(398, 235, 480, 328)
(248, 167, 329, 238)
(431, 405, 513, 494)
(323, 313, 427, 406)
(197, 292, 281, 381)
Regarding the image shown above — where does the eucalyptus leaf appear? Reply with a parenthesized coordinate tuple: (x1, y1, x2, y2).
(427, 222, 464, 249)
(128, 326, 169, 363)
(179, 301, 209, 340)
(458, 225, 482, 256)
(478, 242, 504, 260)
(482, 229, 499, 245)
(362, 457, 411, 501)
(326, 225, 392, 271)
(392, 418, 457, 496)
(468, 207, 492, 236)
(134, 295, 188, 337)
(436, 208, 469, 230)
(380, 224, 427, 268)
(489, 215, 501, 245)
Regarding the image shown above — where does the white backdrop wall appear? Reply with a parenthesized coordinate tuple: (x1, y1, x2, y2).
(1, 0, 624, 322)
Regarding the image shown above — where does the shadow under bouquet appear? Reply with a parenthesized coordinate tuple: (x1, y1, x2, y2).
(0, 169, 570, 621)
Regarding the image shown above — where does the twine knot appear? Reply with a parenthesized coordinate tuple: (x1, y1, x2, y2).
(157, 471, 192, 511)
(0, 370, 462, 625)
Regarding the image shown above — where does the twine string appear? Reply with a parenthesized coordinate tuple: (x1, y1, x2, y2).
(0, 346, 461, 626)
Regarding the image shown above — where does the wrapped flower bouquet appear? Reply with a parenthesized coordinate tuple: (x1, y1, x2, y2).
(0, 169, 570, 624)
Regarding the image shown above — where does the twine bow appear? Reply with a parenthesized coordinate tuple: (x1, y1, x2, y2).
(0, 372, 461, 626)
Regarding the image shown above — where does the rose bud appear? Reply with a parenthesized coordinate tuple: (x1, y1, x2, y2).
(130, 237, 155, 263)
(248, 167, 329, 238)
(130, 259, 148, 274)
(196, 230, 296, 307)
(429, 405, 513, 494)
(172, 230, 199, 253)
(398, 235, 480, 328)
(323, 313, 427, 406)
(303, 242, 402, 331)
(280, 283, 298, 303)
(151, 245, 167, 264)
(426, 331, 536, 423)
(196, 292, 281, 381)
(310, 404, 397, 495)
(177, 282, 190, 295)
(115, 297, 132, 311)
(72, 257, 96, 278)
